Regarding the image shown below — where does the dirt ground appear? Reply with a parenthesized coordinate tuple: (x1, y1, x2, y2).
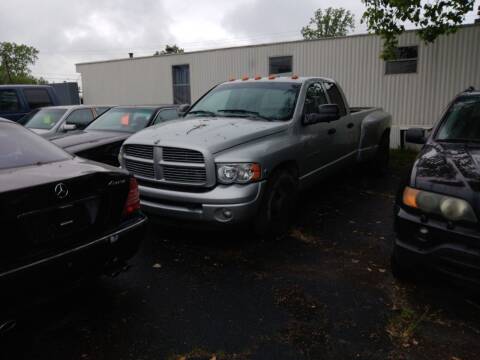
(1, 151, 480, 360)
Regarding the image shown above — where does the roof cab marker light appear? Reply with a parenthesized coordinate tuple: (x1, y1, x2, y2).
(242, 76, 249, 81)
(254, 75, 262, 80)
(268, 75, 276, 80)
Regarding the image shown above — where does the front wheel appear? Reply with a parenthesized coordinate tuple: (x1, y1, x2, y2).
(254, 170, 298, 239)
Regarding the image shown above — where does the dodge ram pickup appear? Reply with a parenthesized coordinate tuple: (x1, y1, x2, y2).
(120, 76, 391, 237)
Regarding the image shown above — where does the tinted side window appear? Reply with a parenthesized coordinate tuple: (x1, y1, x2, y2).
(66, 109, 94, 128)
(154, 109, 179, 124)
(0, 90, 20, 112)
(324, 83, 347, 116)
(304, 82, 328, 115)
(0, 123, 70, 170)
(23, 89, 53, 109)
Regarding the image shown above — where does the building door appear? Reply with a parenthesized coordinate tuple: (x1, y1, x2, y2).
(172, 65, 191, 104)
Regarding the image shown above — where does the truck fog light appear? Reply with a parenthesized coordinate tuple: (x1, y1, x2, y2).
(214, 208, 234, 222)
(419, 227, 429, 235)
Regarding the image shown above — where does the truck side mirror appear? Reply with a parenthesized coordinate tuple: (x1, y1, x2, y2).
(303, 104, 340, 125)
(405, 128, 425, 144)
(178, 104, 190, 117)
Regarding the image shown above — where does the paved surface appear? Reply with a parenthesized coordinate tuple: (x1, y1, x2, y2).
(2, 160, 480, 360)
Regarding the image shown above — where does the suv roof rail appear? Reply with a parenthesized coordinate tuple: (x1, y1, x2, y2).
(464, 86, 476, 93)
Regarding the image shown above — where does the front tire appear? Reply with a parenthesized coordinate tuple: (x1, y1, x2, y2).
(254, 170, 298, 239)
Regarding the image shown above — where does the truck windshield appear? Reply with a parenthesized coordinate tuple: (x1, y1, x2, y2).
(24, 108, 67, 130)
(0, 123, 70, 170)
(86, 107, 155, 133)
(436, 95, 480, 142)
(187, 82, 301, 121)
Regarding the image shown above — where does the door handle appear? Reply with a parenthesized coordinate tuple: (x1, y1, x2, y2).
(347, 123, 354, 129)
(327, 128, 336, 135)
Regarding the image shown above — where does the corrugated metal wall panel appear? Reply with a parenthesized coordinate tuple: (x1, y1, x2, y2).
(77, 25, 480, 147)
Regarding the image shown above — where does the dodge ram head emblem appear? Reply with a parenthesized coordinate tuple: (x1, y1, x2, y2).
(54, 183, 69, 199)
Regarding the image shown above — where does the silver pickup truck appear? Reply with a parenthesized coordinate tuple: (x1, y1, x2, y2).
(120, 76, 391, 236)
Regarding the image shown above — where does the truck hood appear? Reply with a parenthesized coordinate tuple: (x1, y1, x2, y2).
(413, 143, 480, 209)
(50, 130, 130, 154)
(126, 117, 290, 154)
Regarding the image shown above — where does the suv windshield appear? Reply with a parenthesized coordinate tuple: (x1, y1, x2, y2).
(24, 108, 67, 130)
(187, 82, 301, 121)
(0, 123, 70, 170)
(87, 107, 155, 133)
(436, 95, 480, 142)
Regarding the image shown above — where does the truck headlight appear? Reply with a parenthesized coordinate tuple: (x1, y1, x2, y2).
(216, 163, 261, 184)
(403, 186, 477, 222)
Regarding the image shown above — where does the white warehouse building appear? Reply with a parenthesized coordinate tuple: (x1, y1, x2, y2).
(76, 24, 480, 148)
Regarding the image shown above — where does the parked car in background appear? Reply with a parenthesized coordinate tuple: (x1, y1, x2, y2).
(0, 85, 60, 122)
(0, 118, 147, 328)
(120, 76, 391, 237)
(50, 105, 180, 166)
(23, 105, 111, 137)
(393, 88, 480, 284)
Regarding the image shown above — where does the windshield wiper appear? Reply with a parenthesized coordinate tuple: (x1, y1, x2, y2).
(217, 109, 271, 121)
(187, 110, 217, 117)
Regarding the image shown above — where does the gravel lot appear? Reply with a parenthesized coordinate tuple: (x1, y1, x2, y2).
(2, 152, 480, 360)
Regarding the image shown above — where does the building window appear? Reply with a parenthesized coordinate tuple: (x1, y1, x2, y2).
(385, 46, 418, 75)
(172, 64, 191, 104)
(269, 56, 293, 75)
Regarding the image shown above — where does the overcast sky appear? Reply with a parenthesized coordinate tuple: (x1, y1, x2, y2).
(1, 0, 479, 84)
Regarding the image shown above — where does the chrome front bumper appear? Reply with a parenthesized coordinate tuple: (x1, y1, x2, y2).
(139, 181, 266, 224)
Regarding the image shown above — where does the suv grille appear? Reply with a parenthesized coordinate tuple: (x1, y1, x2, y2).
(124, 159, 155, 178)
(124, 145, 154, 159)
(163, 147, 204, 163)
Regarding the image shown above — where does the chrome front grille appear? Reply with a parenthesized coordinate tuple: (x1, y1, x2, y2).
(124, 144, 154, 159)
(124, 159, 155, 178)
(123, 145, 209, 186)
(162, 147, 204, 163)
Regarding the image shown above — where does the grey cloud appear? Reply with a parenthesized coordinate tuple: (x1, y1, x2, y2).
(0, 0, 174, 80)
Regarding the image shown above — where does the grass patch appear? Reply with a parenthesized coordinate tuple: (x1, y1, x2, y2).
(387, 306, 430, 345)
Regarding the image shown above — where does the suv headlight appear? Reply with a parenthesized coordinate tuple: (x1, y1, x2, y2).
(216, 163, 261, 184)
(403, 186, 477, 222)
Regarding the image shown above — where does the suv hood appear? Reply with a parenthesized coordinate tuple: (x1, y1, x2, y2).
(126, 117, 290, 154)
(50, 130, 130, 153)
(414, 143, 480, 200)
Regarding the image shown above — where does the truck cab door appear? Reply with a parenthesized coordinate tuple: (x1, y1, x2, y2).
(299, 82, 337, 181)
(324, 82, 359, 164)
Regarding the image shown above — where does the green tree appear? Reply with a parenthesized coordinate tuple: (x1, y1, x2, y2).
(0, 42, 40, 84)
(362, 0, 476, 59)
(301, 7, 355, 39)
(154, 44, 185, 56)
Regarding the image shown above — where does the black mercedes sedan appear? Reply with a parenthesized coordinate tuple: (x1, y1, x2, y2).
(48, 105, 180, 166)
(0, 118, 146, 330)
(393, 89, 480, 284)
